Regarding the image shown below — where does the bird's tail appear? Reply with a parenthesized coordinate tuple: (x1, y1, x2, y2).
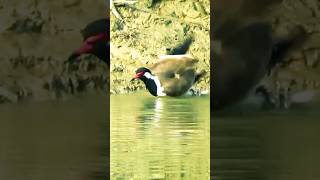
(194, 70, 206, 83)
(167, 36, 194, 55)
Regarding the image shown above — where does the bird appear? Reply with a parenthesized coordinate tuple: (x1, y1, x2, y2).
(212, 19, 308, 109)
(67, 18, 109, 64)
(131, 37, 206, 97)
(212, 20, 273, 109)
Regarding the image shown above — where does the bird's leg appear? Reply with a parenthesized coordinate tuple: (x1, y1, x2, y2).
(255, 85, 276, 110)
(276, 86, 291, 109)
(255, 84, 292, 110)
(186, 88, 207, 96)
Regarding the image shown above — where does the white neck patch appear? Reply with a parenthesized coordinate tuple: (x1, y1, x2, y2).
(144, 72, 166, 96)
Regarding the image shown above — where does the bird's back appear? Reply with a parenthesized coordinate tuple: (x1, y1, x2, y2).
(213, 20, 273, 108)
(151, 55, 198, 96)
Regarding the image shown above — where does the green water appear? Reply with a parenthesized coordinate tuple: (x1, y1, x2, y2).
(110, 93, 210, 180)
(3, 92, 320, 180)
(0, 95, 108, 180)
(213, 103, 320, 180)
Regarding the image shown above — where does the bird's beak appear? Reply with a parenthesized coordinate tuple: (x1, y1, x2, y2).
(66, 40, 96, 64)
(69, 42, 93, 60)
(130, 75, 139, 82)
(130, 72, 144, 82)
(66, 33, 108, 63)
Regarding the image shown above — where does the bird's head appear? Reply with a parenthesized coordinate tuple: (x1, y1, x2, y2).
(131, 67, 152, 81)
(67, 18, 109, 64)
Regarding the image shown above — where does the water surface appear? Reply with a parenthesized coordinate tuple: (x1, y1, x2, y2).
(111, 92, 210, 179)
(213, 102, 320, 180)
(0, 95, 108, 180)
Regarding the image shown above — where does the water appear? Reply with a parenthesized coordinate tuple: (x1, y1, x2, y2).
(213, 102, 320, 180)
(110, 92, 210, 180)
(2, 92, 320, 180)
(0, 95, 108, 180)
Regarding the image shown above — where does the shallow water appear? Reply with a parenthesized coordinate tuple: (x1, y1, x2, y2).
(110, 92, 210, 180)
(213, 102, 320, 180)
(0, 95, 108, 180)
(2, 91, 319, 180)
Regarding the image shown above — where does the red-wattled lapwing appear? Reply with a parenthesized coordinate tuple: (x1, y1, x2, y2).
(131, 37, 206, 97)
(68, 18, 109, 65)
(213, 19, 307, 109)
(212, 20, 273, 109)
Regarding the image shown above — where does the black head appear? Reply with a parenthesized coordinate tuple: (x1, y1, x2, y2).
(131, 67, 152, 81)
(131, 67, 159, 96)
(68, 18, 109, 64)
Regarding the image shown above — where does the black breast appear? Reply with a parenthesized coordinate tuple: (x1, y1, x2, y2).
(142, 79, 158, 96)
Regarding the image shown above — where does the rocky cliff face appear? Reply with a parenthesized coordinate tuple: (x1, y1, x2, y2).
(0, 0, 108, 103)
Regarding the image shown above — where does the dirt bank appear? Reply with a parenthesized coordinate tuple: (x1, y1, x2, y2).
(0, 1, 108, 103)
(110, 0, 210, 94)
(263, 0, 320, 98)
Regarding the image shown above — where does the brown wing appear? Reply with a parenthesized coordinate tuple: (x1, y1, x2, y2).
(151, 54, 197, 74)
(213, 20, 273, 108)
(150, 55, 197, 96)
(161, 68, 196, 96)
